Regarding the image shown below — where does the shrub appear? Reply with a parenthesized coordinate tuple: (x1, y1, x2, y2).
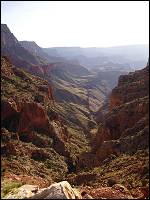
(107, 178, 117, 187)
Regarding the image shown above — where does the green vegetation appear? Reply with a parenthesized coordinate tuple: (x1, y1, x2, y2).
(1, 137, 68, 182)
(107, 178, 117, 187)
(66, 149, 149, 189)
(67, 127, 91, 158)
(1, 180, 23, 198)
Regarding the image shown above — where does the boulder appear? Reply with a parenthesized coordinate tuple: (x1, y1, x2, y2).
(29, 181, 82, 199)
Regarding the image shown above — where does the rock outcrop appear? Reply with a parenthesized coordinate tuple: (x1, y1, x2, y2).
(1, 24, 18, 47)
(1, 56, 56, 134)
(18, 102, 49, 134)
(17, 101, 70, 157)
(4, 181, 82, 199)
(109, 66, 149, 110)
(29, 181, 82, 199)
(92, 63, 149, 164)
(1, 100, 19, 123)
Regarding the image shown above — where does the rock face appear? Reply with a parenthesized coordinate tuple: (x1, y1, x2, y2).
(1, 24, 42, 69)
(92, 64, 149, 164)
(18, 102, 49, 134)
(16, 101, 70, 157)
(1, 24, 18, 47)
(1, 100, 19, 123)
(1, 56, 55, 134)
(109, 66, 149, 110)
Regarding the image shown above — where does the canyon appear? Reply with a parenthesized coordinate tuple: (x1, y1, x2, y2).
(1, 24, 149, 199)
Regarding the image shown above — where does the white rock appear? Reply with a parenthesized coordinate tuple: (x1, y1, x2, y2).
(29, 181, 82, 199)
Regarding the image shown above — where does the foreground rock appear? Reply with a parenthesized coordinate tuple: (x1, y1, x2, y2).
(4, 181, 82, 199)
(29, 181, 82, 199)
(5, 182, 148, 199)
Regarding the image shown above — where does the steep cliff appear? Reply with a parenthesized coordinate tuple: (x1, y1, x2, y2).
(93, 64, 149, 162)
(1, 24, 45, 68)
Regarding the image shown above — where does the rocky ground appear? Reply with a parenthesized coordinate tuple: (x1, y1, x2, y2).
(2, 180, 149, 199)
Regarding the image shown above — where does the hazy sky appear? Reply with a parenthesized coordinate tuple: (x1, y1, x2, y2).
(1, 1, 149, 48)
